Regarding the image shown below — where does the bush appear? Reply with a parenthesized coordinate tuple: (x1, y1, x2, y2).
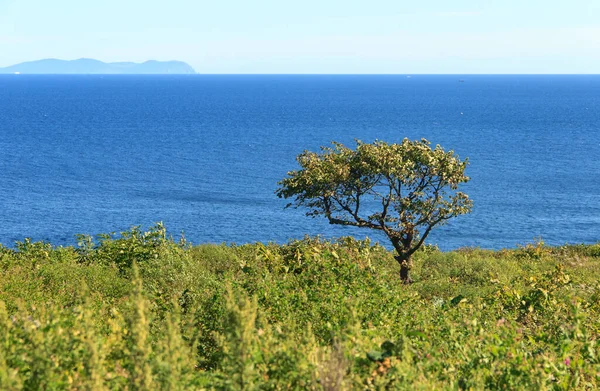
(0, 226, 599, 389)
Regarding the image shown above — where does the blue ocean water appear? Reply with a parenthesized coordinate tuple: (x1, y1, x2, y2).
(0, 75, 598, 250)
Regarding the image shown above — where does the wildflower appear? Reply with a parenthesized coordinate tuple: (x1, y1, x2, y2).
(564, 357, 571, 366)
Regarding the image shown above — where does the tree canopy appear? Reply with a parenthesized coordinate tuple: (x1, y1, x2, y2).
(276, 138, 473, 282)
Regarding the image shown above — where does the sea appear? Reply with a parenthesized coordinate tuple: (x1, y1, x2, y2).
(0, 75, 598, 250)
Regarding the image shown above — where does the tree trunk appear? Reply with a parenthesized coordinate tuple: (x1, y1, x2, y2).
(394, 254, 413, 284)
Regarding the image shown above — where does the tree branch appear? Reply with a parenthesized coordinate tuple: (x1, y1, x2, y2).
(325, 194, 385, 231)
(406, 216, 444, 257)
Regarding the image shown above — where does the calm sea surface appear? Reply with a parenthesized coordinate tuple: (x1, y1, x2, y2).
(0, 75, 598, 250)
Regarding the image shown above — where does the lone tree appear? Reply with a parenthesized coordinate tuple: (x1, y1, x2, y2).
(276, 138, 472, 283)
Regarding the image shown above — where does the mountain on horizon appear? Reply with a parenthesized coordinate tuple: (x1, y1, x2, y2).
(0, 58, 196, 74)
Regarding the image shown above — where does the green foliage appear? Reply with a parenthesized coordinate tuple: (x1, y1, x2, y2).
(277, 139, 472, 281)
(277, 139, 472, 246)
(77, 222, 185, 275)
(0, 225, 599, 389)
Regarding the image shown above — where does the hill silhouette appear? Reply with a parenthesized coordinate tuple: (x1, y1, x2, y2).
(0, 58, 196, 74)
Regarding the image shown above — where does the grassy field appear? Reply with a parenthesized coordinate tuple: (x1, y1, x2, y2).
(0, 223, 599, 390)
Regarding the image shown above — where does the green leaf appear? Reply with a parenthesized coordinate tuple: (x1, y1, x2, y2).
(367, 350, 384, 362)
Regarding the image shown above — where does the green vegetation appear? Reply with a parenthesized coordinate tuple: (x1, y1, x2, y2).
(1, 223, 599, 390)
(277, 139, 472, 283)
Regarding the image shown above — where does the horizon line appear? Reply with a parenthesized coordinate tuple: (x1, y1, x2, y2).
(1, 73, 599, 76)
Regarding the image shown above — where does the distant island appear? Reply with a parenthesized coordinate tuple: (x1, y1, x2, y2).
(0, 58, 196, 74)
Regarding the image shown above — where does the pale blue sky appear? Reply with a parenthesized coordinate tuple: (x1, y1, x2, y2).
(1, 0, 599, 73)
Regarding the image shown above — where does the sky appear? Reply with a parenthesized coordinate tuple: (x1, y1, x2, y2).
(1, 0, 599, 73)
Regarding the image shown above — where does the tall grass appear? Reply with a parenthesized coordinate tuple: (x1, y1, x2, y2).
(0, 224, 598, 389)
